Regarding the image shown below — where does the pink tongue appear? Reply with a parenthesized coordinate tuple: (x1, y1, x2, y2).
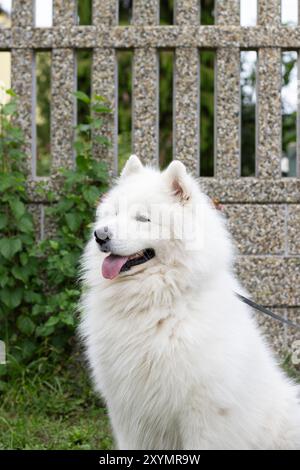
(102, 254, 129, 280)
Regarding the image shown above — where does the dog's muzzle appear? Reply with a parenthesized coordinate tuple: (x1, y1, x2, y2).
(94, 227, 112, 253)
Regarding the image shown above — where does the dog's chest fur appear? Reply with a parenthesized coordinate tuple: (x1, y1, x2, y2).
(92, 301, 192, 401)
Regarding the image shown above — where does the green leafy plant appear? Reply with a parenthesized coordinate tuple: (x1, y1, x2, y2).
(36, 92, 110, 345)
(0, 89, 109, 384)
(0, 89, 41, 374)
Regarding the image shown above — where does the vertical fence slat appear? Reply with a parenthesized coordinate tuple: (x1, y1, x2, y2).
(173, 1, 200, 174)
(12, 0, 34, 27)
(173, 48, 199, 174)
(257, 0, 281, 25)
(11, 1, 34, 175)
(51, 49, 76, 170)
(215, 0, 240, 25)
(92, 1, 118, 175)
(92, 48, 118, 175)
(93, 0, 118, 26)
(51, 1, 77, 170)
(131, 0, 159, 165)
(11, 49, 34, 176)
(132, 49, 159, 165)
(175, 0, 199, 24)
(133, 0, 159, 25)
(215, 48, 240, 178)
(256, 48, 282, 179)
(256, 1, 281, 178)
(53, 0, 77, 26)
(215, 1, 240, 178)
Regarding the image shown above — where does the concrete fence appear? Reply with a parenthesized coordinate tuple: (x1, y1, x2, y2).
(1, 0, 300, 353)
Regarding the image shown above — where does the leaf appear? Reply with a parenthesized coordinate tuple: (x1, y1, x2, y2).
(65, 213, 82, 232)
(19, 233, 34, 247)
(20, 252, 28, 266)
(2, 101, 17, 116)
(93, 94, 108, 103)
(76, 155, 89, 172)
(31, 304, 44, 316)
(59, 312, 75, 326)
(90, 118, 103, 129)
(94, 135, 112, 147)
(19, 339, 36, 359)
(17, 315, 35, 335)
(0, 273, 9, 288)
(73, 91, 90, 104)
(0, 213, 8, 230)
(92, 105, 111, 114)
(0, 380, 8, 392)
(76, 123, 91, 133)
(6, 89, 17, 97)
(74, 141, 85, 155)
(24, 291, 43, 304)
(45, 316, 60, 328)
(9, 198, 25, 220)
(0, 237, 22, 259)
(36, 316, 59, 337)
(91, 161, 108, 180)
(49, 240, 59, 250)
(0, 365, 7, 377)
(83, 186, 100, 205)
(55, 199, 74, 213)
(19, 215, 34, 233)
(12, 265, 29, 283)
(0, 174, 16, 192)
(0, 287, 23, 309)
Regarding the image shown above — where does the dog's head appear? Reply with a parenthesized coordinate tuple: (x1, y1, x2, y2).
(92, 155, 233, 282)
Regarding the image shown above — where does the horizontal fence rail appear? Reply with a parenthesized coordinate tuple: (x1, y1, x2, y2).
(0, 0, 300, 351)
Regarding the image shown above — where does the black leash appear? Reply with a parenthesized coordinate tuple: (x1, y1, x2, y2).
(235, 293, 300, 331)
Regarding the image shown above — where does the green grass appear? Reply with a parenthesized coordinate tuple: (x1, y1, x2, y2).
(0, 410, 112, 450)
(0, 352, 299, 450)
(0, 354, 114, 450)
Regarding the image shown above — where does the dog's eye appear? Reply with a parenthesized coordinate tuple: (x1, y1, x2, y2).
(136, 214, 150, 223)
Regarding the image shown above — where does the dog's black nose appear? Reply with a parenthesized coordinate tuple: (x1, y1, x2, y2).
(94, 227, 112, 252)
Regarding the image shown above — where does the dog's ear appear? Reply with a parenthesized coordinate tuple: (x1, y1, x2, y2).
(121, 154, 143, 178)
(164, 161, 190, 203)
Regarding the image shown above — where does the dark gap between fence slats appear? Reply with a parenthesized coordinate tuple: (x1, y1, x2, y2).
(200, 0, 215, 25)
(200, 49, 214, 176)
(241, 50, 257, 177)
(119, 0, 132, 25)
(160, 0, 173, 25)
(36, 51, 51, 176)
(159, 50, 173, 169)
(78, 0, 92, 25)
(77, 49, 92, 125)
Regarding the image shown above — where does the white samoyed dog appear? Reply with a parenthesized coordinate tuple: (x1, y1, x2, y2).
(79, 155, 300, 450)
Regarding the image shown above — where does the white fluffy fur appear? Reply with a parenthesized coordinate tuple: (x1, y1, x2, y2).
(79, 157, 300, 450)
